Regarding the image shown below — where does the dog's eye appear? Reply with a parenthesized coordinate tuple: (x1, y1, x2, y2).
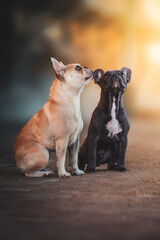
(75, 65, 82, 71)
(121, 72, 125, 78)
(104, 74, 109, 79)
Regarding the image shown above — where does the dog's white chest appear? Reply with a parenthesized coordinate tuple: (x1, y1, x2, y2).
(106, 97, 122, 138)
(67, 118, 82, 146)
(67, 97, 83, 145)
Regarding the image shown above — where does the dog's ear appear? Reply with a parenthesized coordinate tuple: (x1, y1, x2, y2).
(51, 57, 64, 79)
(121, 67, 132, 83)
(93, 69, 104, 84)
(60, 61, 64, 66)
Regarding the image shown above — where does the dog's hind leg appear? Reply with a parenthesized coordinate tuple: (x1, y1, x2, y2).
(78, 139, 88, 171)
(15, 143, 54, 177)
(25, 170, 54, 177)
(108, 145, 117, 170)
(96, 146, 117, 170)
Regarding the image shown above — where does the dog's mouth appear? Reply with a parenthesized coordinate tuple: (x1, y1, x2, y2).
(112, 87, 123, 93)
(85, 76, 92, 81)
(85, 72, 93, 81)
(107, 86, 124, 94)
(105, 74, 126, 92)
(107, 79, 126, 93)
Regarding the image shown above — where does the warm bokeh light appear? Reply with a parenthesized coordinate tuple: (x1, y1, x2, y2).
(44, 0, 160, 120)
(1, 0, 160, 126)
(142, 0, 160, 24)
(147, 43, 160, 63)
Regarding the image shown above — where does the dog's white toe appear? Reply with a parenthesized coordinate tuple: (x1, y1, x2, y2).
(42, 170, 54, 177)
(75, 169, 84, 175)
(59, 171, 71, 178)
(25, 170, 54, 178)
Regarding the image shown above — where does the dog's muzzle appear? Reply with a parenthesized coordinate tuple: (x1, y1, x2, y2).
(108, 76, 126, 92)
(85, 69, 93, 81)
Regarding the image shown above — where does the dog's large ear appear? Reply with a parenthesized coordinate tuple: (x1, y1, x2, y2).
(121, 67, 132, 83)
(51, 57, 64, 79)
(93, 69, 104, 84)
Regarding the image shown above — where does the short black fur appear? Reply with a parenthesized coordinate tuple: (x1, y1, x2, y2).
(78, 67, 132, 172)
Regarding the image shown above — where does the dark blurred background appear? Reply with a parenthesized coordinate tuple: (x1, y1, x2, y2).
(1, 0, 160, 156)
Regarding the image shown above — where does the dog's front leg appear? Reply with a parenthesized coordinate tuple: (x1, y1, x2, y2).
(69, 136, 84, 176)
(117, 136, 128, 171)
(56, 138, 71, 178)
(86, 134, 99, 172)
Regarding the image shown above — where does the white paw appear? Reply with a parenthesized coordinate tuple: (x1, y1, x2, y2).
(42, 170, 54, 177)
(25, 170, 54, 178)
(74, 169, 84, 176)
(58, 171, 71, 178)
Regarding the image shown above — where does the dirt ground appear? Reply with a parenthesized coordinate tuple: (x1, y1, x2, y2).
(0, 118, 160, 240)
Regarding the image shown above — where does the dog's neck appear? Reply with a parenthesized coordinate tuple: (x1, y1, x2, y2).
(99, 91, 124, 119)
(49, 78, 83, 103)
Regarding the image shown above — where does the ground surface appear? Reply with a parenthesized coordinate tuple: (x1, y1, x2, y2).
(0, 118, 160, 240)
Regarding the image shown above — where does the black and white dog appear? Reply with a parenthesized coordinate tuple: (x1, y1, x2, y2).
(78, 67, 132, 172)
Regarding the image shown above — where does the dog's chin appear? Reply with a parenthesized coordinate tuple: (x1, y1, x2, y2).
(106, 87, 125, 95)
(112, 88, 121, 94)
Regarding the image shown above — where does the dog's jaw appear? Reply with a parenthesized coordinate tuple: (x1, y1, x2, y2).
(106, 97, 122, 138)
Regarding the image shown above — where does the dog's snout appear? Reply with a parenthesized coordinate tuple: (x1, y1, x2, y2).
(113, 79, 119, 88)
(84, 67, 93, 81)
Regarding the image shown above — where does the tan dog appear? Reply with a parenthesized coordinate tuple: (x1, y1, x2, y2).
(14, 58, 93, 177)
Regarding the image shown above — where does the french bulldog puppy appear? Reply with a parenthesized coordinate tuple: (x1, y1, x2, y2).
(14, 58, 93, 177)
(79, 67, 131, 172)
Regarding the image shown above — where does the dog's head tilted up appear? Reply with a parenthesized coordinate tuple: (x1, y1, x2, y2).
(51, 58, 93, 90)
(93, 67, 131, 95)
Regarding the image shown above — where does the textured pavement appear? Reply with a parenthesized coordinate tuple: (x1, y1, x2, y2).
(0, 119, 160, 240)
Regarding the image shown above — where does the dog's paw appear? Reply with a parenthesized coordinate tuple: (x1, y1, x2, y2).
(86, 167, 96, 173)
(42, 169, 54, 177)
(108, 165, 117, 171)
(25, 170, 54, 178)
(74, 169, 84, 176)
(58, 171, 71, 178)
(116, 167, 126, 172)
(42, 170, 55, 177)
(78, 164, 85, 171)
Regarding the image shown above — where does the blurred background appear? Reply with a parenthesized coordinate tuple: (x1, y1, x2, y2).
(1, 0, 160, 155)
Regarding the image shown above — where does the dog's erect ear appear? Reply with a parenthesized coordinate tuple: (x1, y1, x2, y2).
(93, 69, 104, 84)
(121, 67, 132, 83)
(51, 57, 64, 79)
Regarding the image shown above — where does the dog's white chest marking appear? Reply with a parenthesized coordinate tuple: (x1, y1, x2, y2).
(106, 97, 122, 138)
(65, 95, 83, 145)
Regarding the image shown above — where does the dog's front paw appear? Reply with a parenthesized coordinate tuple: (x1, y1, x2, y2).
(74, 169, 84, 176)
(86, 166, 96, 173)
(117, 167, 126, 172)
(58, 171, 71, 178)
